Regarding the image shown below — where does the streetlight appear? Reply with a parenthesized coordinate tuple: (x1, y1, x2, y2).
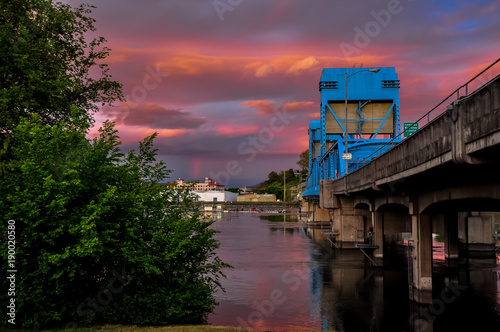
(344, 68, 380, 175)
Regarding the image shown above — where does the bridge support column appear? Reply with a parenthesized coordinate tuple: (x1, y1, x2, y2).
(466, 212, 496, 252)
(301, 200, 314, 214)
(310, 204, 331, 223)
(373, 211, 384, 266)
(336, 197, 364, 248)
(444, 212, 459, 266)
(410, 213, 433, 304)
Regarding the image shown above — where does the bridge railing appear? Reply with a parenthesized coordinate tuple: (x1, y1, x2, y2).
(352, 57, 500, 171)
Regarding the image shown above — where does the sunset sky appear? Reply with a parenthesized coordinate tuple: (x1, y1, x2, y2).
(63, 0, 500, 187)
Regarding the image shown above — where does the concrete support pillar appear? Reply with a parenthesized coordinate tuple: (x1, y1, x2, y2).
(457, 212, 468, 250)
(373, 211, 384, 266)
(332, 197, 362, 248)
(466, 212, 496, 251)
(301, 200, 313, 215)
(340, 215, 364, 248)
(315, 205, 331, 221)
(443, 212, 459, 265)
(410, 213, 433, 304)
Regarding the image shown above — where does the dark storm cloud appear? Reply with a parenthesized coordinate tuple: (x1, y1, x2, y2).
(102, 103, 207, 129)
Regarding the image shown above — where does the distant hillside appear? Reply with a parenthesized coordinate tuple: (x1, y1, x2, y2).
(255, 169, 307, 201)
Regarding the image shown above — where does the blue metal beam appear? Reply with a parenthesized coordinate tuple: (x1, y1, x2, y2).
(303, 67, 403, 199)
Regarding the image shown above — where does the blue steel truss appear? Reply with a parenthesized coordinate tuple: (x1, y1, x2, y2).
(302, 67, 403, 200)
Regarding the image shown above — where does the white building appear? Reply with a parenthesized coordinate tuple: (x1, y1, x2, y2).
(174, 177, 225, 191)
(193, 190, 238, 202)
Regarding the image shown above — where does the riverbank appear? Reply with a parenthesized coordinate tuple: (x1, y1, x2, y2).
(194, 201, 302, 213)
(4, 325, 251, 332)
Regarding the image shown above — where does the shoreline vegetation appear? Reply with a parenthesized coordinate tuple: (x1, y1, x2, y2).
(1, 1, 228, 327)
(194, 201, 302, 206)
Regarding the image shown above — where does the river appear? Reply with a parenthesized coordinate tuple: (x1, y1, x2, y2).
(207, 212, 500, 332)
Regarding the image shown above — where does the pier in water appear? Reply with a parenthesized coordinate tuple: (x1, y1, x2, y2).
(207, 212, 500, 331)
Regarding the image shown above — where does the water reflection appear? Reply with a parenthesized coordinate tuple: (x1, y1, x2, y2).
(208, 212, 500, 331)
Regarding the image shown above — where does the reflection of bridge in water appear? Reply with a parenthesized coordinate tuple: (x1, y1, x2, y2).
(302, 216, 500, 332)
(302, 58, 500, 316)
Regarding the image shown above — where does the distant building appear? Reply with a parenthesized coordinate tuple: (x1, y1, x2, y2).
(193, 190, 238, 202)
(194, 177, 225, 191)
(237, 193, 277, 202)
(172, 178, 186, 187)
(173, 177, 225, 191)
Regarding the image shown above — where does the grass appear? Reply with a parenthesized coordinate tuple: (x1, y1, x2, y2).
(3, 325, 250, 332)
(89, 326, 248, 332)
(2, 325, 333, 331)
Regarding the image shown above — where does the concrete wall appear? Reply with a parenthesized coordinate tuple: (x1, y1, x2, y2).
(194, 190, 238, 202)
(315, 205, 331, 221)
(237, 193, 277, 202)
(457, 212, 497, 251)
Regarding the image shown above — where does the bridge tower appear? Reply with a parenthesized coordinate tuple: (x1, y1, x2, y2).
(302, 67, 403, 201)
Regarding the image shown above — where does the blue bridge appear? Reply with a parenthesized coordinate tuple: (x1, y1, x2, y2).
(302, 67, 403, 200)
(301, 59, 500, 308)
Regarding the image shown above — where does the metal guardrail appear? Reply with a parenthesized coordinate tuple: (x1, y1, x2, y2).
(351, 57, 500, 171)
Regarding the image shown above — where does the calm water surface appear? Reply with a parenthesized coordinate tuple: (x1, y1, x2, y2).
(207, 212, 500, 331)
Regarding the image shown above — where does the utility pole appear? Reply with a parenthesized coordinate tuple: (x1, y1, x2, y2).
(283, 169, 286, 202)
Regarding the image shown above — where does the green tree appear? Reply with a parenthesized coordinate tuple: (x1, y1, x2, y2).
(285, 168, 296, 181)
(1, 1, 229, 329)
(0, 117, 228, 328)
(0, 0, 122, 132)
(267, 171, 280, 183)
(297, 149, 309, 171)
(260, 181, 284, 201)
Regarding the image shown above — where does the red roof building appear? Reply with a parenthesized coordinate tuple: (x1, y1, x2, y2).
(194, 177, 225, 191)
(171, 177, 225, 191)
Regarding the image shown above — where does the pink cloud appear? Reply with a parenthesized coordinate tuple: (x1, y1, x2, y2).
(88, 122, 190, 145)
(216, 125, 259, 137)
(240, 99, 276, 115)
(284, 101, 316, 112)
(286, 56, 319, 75)
(100, 102, 206, 129)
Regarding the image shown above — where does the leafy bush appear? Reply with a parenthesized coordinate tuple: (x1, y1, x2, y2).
(0, 117, 229, 328)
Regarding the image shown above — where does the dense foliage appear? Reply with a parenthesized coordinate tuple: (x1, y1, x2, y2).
(0, 0, 122, 132)
(257, 149, 309, 200)
(297, 149, 309, 171)
(257, 169, 306, 201)
(0, 117, 228, 328)
(1, 0, 228, 329)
